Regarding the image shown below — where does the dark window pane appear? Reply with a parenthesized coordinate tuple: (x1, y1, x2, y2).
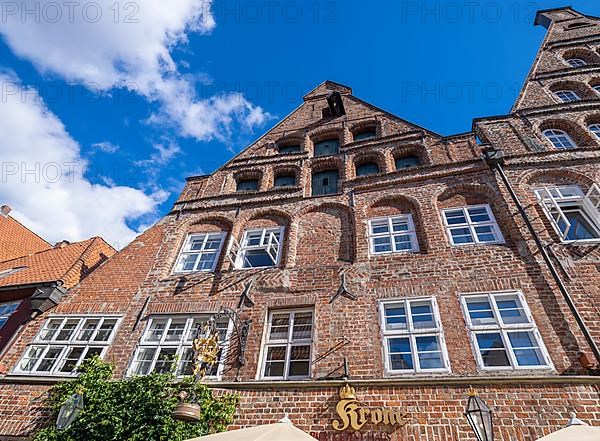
(390, 353, 413, 370)
(237, 179, 259, 192)
(564, 211, 599, 240)
(354, 130, 376, 141)
(274, 175, 296, 187)
(312, 170, 339, 196)
(314, 139, 340, 157)
(242, 250, 275, 268)
(356, 162, 380, 177)
(395, 155, 420, 170)
(279, 145, 301, 154)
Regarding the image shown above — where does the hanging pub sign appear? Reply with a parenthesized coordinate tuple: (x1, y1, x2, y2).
(332, 384, 411, 432)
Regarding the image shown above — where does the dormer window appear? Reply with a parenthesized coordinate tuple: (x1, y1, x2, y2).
(237, 179, 259, 192)
(274, 174, 296, 188)
(356, 162, 380, 177)
(567, 58, 587, 68)
(353, 129, 377, 142)
(279, 144, 301, 154)
(554, 90, 580, 103)
(313, 138, 340, 157)
(395, 155, 420, 170)
(543, 129, 576, 149)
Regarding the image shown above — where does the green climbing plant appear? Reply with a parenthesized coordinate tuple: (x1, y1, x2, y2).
(33, 357, 238, 441)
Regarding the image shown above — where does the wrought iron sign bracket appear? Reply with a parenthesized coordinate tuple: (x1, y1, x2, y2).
(330, 273, 358, 303)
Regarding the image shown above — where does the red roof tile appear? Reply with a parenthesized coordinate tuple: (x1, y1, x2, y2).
(0, 215, 51, 262)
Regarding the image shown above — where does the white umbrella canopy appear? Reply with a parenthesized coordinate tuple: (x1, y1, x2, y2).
(186, 422, 318, 441)
(536, 425, 600, 441)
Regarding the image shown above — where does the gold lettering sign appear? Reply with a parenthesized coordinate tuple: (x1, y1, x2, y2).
(332, 384, 411, 432)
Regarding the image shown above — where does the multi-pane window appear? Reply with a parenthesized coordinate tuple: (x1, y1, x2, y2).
(234, 227, 284, 269)
(534, 185, 600, 242)
(543, 129, 577, 149)
(461, 292, 551, 369)
(0, 301, 20, 328)
(129, 315, 231, 378)
(554, 90, 580, 103)
(313, 139, 340, 157)
(589, 124, 600, 140)
(442, 205, 504, 246)
(14, 316, 120, 376)
(261, 309, 313, 379)
(368, 215, 419, 254)
(567, 58, 587, 68)
(174, 232, 226, 273)
(380, 298, 448, 373)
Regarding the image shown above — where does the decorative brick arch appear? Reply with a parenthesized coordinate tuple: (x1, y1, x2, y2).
(275, 134, 305, 153)
(366, 194, 429, 252)
(548, 80, 595, 100)
(351, 150, 387, 178)
(562, 48, 600, 66)
(349, 119, 379, 141)
(521, 169, 597, 191)
(272, 164, 302, 188)
(230, 169, 264, 193)
(290, 202, 355, 266)
(392, 144, 429, 168)
(537, 118, 596, 149)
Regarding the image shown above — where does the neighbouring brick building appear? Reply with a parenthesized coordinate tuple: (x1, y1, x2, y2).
(1, 6, 600, 441)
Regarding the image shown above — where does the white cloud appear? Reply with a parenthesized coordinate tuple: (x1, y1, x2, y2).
(0, 0, 271, 141)
(91, 141, 119, 153)
(0, 74, 158, 249)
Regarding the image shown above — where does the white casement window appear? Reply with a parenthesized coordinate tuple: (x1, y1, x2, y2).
(0, 301, 20, 328)
(554, 90, 580, 103)
(128, 315, 231, 379)
(379, 298, 449, 373)
(534, 184, 600, 242)
(231, 227, 284, 269)
(261, 309, 313, 380)
(567, 58, 587, 68)
(442, 205, 504, 246)
(14, 316, 121, 376)
(174, 232, 226, 273)
(543, 129, 577, 149)
(368, 215, 419, 254)
(461, 292, 552, 370)
(594, 85, 600, 95)
(589, 124, 600, 140)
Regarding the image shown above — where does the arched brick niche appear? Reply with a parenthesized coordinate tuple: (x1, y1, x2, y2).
(308, 127, 344, 158)
(230, 169, 264, 193)
(365, 195, 428, 254)
(350, 151, 387, 179)
(538, 119, 596, 149)
(548, 80, 596, 101)
(349, 119, 379, 142)
(391, 145, 428, 171)
(292, 204, 355, 267)
(276, 135, 305, 155)
(271, 165, 301, 189)
(308, 157, 345, 197)
(584, 114, 600, 141)
(562, 48, 600, 66)
(167, 217, 234, 276)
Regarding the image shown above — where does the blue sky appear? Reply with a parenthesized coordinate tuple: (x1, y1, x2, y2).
(1, 1, 599, 248)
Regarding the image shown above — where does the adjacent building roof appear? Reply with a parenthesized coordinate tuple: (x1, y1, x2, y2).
(0, 215, 51, 262)
(0, 237, 116, 290)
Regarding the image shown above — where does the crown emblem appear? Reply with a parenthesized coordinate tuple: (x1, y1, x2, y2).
(339, 383, 356, 400)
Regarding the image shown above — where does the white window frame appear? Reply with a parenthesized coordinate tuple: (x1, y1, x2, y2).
(442, 204, 505, 246)
(589, 123, 600, 140)
(567, 58, 587, 68)
(13, 315, 122, 376)
(543, 129, 577, 149)
(460, 291, 553, 371)
(554, 90, 580, 103)
(379, 297, 450, 374)
(368, 215, 419, 255)
(0, 301, 20, 328)
(127, 315, 232, 380)
(173, 232, 226, 273)
(534, 184, 600, 243)
(260, 309, 314, 380)
(593, 85, 600, 96)
(234, 227, 284, 269)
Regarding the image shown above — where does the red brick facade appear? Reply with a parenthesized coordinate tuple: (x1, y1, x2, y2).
(1, 6, 600, 441)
